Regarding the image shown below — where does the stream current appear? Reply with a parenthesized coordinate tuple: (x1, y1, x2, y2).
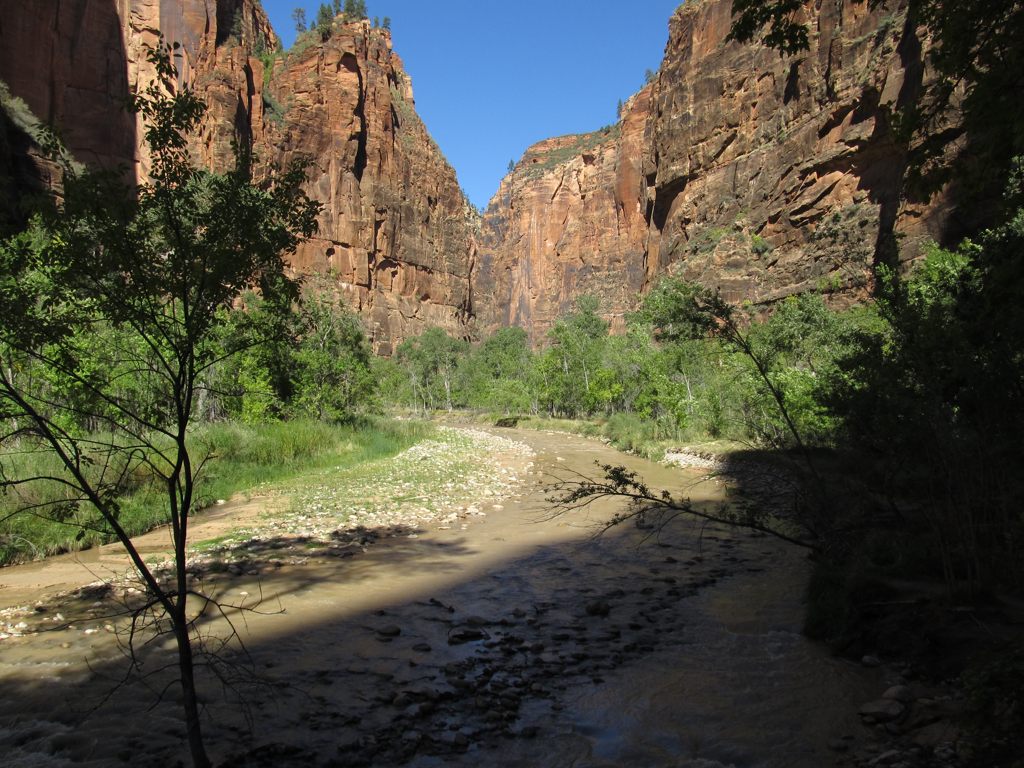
(0, 428, 877, 766)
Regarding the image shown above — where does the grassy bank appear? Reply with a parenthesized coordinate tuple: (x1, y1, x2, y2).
(0, 417, 433, 566)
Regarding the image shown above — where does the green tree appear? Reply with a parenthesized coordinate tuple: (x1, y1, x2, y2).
(369, 354, 413, 409)
(458, 326, 535, 413)
(825, 220, 1024, 594)
(0, 42, 319, 768)
(316, 3, 335, 39)
(726, 0, 807, 55)
(540, 296, 609, 417)
(344, 0, 369, 19)
(290, 281, 374, 422)
(291, 7, 307, 33)
(382, 16, 391, 30)
(395, 328, 469, 412)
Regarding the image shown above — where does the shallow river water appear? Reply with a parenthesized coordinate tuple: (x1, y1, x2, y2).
(0, 429, 878, 767)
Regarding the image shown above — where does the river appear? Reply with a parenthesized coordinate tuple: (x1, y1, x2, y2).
(0, 428, 878, 766)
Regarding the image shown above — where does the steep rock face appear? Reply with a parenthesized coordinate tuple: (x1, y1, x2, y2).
(256, 24, 477, 354)
(479, 0, 949, 336)
(0, 0, 135, 172)
(0, 0, 272, 180)
(476, 87, 653, 343)
(643, 0, 943, 304)
(0, 2, 477, 353)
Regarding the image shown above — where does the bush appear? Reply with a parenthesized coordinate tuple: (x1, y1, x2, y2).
(751, 233, 773, 254)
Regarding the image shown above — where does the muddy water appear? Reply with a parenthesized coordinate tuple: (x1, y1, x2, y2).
(0, 429, 877, 767)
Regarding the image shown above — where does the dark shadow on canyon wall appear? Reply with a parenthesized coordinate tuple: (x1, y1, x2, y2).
(0, 0, 135, 229)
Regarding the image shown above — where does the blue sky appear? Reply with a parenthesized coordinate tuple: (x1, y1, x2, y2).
(262, 1, 682, 210)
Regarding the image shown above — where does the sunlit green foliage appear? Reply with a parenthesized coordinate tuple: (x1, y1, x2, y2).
(395, 327, 469, 412)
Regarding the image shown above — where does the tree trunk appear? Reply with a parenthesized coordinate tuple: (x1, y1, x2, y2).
(174, 619, 212, 768)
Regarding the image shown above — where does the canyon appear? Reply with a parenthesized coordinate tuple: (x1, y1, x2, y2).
(0, 0, 954, 347)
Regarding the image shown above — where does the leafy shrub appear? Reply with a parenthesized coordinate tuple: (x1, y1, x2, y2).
(751, 233, 773, 254)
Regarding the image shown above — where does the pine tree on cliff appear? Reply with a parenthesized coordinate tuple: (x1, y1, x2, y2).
(316, 3, 334, 39)
(344, 0, 368, 20)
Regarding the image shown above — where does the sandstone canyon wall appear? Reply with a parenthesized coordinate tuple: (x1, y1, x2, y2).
(257, 24, 477, 354)
(1, 0, 961, 350)
(475, 88, 653, 344)
(0, 0, 477, 353)
(477, 0, 951, 340)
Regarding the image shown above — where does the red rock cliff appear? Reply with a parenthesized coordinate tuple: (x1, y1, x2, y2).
(0, 1, 477, 353)
(253, 23, 477, 354)
(477, 0, 950, 338)
(475, 87, 653, 344)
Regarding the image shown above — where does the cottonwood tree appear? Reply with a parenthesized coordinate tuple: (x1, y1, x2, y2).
(0, 42, 319, 768)
(395, 328, 469, 412)
(290, 278, 375, 422)
(538, 296, 609, 417)
(554, 280, 854, 550)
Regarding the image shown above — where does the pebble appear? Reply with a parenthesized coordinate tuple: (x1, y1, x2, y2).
(870, 750, 902, 766)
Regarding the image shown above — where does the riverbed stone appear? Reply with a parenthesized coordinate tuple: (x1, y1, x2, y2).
(828, 738, 850, 752)
(908, 720, 960, 749)
(859, 699, 906, 722)
(448, 627, 487, 644)
(882, 685, 913, 702)
(869, 749, 903, 765)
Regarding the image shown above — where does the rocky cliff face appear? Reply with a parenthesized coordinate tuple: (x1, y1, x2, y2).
(1, 0, 958, 349)
(475, 88, 652, 344)
(0, 1, 477, 353)
(255, 24, 477, 354)
(478, 0, 949, 338)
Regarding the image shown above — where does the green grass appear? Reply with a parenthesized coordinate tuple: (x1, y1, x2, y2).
(0, 417, 433, 566)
